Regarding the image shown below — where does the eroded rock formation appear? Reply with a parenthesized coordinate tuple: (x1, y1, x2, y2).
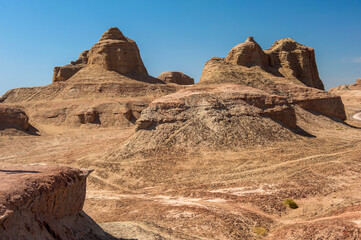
(157, 71, 194, 85)
(52, 27, 159, 84)
(0, 165, 115, 240)
(0, 105, 29, 131)
(120, 84, 299, 154)
(199, 37, 345, 120)
(203, 36, 324, 90)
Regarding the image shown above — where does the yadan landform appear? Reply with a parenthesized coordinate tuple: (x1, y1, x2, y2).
(0, 27, 360, 240)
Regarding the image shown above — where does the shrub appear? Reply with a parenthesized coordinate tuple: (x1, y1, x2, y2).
(253, 226, 267, 236)
(282, 198, 299, 209)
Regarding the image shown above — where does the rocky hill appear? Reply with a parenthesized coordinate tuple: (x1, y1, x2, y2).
(0, 28, 185, 131)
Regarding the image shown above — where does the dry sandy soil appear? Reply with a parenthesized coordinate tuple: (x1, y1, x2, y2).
(0, 106, 360, 239)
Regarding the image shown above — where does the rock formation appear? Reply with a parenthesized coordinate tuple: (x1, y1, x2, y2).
(120, 84, 299, 154)
(329, 78, 361, 121)
(52, 27, 160, 84)
(157, 71, 194, 85)
(204, 36, 324, 90)
(0, 105, 29, 131)
(199, 37, 345, 120)
(0, 165, 115, 240)
(0, 27, 184, 130)
(53, 50, 88, 82)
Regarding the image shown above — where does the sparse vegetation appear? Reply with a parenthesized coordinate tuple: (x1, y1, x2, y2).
(253, 226, 267, 236)
(283, 199, 299, 209)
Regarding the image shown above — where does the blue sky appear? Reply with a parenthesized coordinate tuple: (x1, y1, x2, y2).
(0, 0, 360, 95)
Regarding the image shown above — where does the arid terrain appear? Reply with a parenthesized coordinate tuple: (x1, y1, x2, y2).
(1, 28, 360, 239)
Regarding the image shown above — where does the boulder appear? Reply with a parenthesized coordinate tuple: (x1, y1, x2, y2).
(157, 71, 194, 85)
(0, 105, 29, 131)
(0, 165, 115, 240)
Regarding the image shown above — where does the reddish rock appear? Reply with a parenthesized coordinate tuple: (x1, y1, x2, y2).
(0, 165, 115, 240)
(0, 105, 29, 131)
(157, 71, 194, 85)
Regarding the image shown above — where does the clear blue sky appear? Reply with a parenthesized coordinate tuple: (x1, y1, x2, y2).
(1, 0, 360, 95)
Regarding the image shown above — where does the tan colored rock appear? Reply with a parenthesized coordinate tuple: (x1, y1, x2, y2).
(87, 27, 148, 76)
(52, 27, 164, 84)
(0, 105, 29, 131)
(265, 38, 324, 90)
(77, 109, 99, 124)
(199, 37, 346, 120)
(225, 36, 268, 68)
(120, 84, 299, 154)
(52, 50, 88, 82)
(201, 36, 324, 90)
(0, 165, 115, 240)
(157, 71, 194, 85)
(329, 78, 361, 121)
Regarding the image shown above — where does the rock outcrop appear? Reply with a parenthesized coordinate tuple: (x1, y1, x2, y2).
(0, 165, 115, 240)
(0, 105, 29, 131)
(265, 38, 324, 90)
(157, 71, 194, 85)
(207, 37, 324, 90)
(53, 50, 88, 82)
(329, 79, 361, 121)
(52, 27, 160, 84)
(120, 84, 299, 154)
(199, 37, 346, 120)
(0, 27, 185, 130)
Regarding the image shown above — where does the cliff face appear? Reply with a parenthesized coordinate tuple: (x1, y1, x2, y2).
(220, 37, 324, 90)
(0, 105, 29, 131)
(199, 37, 346, 121)
(0, 166, 115, 240)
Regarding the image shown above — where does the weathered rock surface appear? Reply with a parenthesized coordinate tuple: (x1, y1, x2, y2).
(0, 27, 186, 130)
(210, 37, 324, 90)
(120, 84, 299, 154)
(199, 37, 346, 120)
(0, 165, 115, 240)
(53, 50, 88, 82)
(52, 27, 161, 84)
(157, 71, 194, 85)
(329, 79, 361, 122)
(265, 38, 324, 90)
(0, 105, 29, 131)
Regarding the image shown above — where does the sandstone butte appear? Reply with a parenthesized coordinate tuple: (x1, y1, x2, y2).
(0, 28, 360, 240)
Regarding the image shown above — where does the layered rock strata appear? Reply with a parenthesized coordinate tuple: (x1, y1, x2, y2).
(52, 27, 161, 84)
(120, 84, 299, 154)
(199, 37, 345, 120)
(0, 165, 115, 240)
(0, 105, 29, 131)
